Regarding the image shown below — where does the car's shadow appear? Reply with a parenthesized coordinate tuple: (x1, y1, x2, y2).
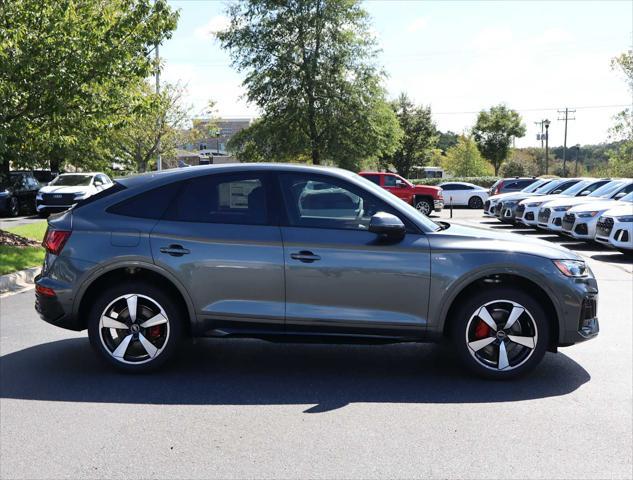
(0, 338, 590, 412)
(591, 253, 633, 264)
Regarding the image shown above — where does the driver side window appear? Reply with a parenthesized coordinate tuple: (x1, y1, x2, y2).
(279, 173, 403, 231)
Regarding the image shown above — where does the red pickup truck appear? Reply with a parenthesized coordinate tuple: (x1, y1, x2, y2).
(359, 172, 443, 215)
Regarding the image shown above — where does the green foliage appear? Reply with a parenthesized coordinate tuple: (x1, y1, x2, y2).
(437, 131, 459, 153)
(411, 176, 499, 188)
(472, 104, 526, 175)
(500, 149, 539, 177)
(6, 221, 47, 242)
(380, 93, 438, 178)
(218, 0, 401, 169)
(442, 135, 494, 177)
(0, 0, 179, 179)
(0, 245, 45, 275)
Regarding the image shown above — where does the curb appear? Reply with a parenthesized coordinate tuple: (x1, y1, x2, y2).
(0, 266, 40, 294)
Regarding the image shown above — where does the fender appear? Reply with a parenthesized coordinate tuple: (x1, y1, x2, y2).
(431, 260, 565, 339)
(72, 257, 198, 328)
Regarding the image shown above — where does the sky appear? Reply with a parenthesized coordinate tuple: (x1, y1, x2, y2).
(161, 0, 633, 148)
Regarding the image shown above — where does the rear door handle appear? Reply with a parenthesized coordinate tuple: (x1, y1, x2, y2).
(159, 244, 190, 257)
(290, 251, 321, 263)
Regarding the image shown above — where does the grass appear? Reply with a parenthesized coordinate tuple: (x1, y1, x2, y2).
(0, 246, 45, 275)
(0, 221, 47, 275)
(5, 220, 48, 242)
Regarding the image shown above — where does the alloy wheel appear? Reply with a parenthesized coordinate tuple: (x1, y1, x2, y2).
(465, 299, 538, 371)
(469, 196, 484, 209)
(415, 200, 431, 216)
(99, 294, 170, 365)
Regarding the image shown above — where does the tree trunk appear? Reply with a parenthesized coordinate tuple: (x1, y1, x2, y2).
(50, 157, 61, 174)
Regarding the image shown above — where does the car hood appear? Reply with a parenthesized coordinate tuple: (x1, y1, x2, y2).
(543, 196, 608, 209)
(602, 204, 633, 217)
(39, 185, 91, 195)
(488, 191, 530, 202)
(494, 191, 547, 203)
(518, 194, 570, 206)
(430, 223, 579, 260)
(568, 200, 628, 214)
(413, 185, 440, 192)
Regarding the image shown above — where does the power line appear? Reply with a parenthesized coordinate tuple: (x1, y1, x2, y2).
(432, 104, 627, 115)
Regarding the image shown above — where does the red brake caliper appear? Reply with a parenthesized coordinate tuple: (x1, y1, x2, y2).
(474, 320, 491, 339)
(149, 325, 161, 338)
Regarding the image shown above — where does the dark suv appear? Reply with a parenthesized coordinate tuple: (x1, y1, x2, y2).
(35, 164, 599, 378)
(0, 171, 40, 217)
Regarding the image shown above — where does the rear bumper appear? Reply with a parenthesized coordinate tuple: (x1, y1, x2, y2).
(34, 274, 83, 331)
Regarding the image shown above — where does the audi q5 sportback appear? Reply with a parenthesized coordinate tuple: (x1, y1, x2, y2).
(35, 164, 599, 379)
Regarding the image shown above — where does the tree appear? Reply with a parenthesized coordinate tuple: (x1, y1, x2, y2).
(472, 105, 526, 175)
(217, 0, 401, 168)
(380, 93, 437, 178)
(442, 135, 493, 177)
(500, 149, 539, 177)
(0, 0, 179, 180)
(437, 130, 459, 153)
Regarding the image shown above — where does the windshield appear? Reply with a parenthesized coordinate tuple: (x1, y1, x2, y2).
(588, 180, 624, 197)
(352, 172, 440, 231)
(536, 179, 563, 194)
(522, 179, 547, 193)
(621, 192, 633, 203)
(50, 174, 93, 187)
(562, 180, 593, 196)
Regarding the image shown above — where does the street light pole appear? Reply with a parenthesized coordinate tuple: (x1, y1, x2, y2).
(544, 119, 551, 174)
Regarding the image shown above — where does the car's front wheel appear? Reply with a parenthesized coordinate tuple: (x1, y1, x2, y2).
(88, 282, 183, 373)
(415, 197, 433, 216)
(451, 288, 549, 379)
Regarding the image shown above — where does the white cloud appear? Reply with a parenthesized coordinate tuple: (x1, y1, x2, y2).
(471, 27, 514, 50)
(406, 17, 428, 33)
(193, 15, 230, 40)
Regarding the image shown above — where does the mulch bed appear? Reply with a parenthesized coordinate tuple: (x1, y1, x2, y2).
(0, 229, 40, 247)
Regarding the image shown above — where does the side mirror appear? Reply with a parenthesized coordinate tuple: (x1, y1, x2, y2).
(395, 179, 406, 188)
(369, 212, 406, 240)
(94, 179, 103, 186)
(614, 191, 626, 199)
(579, 190, 591, 196)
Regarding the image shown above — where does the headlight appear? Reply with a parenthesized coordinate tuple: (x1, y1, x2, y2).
(577, 211, 599, 218)
(616, 216, 633, 222)
(527, 202, 542, 207)
(553, 206, 571, 212)
(553, 259, 589, 277)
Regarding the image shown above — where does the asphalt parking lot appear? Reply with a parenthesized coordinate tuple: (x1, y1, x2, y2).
(1, 208, 631, 479)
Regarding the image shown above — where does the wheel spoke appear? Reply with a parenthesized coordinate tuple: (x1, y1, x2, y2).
(504, 306, 525, 330)
(101, 316, 128, 330)
(112, 334, 133, 359)
(140, 313, 168, 329)
(508, 334, 535, 349)
(477, 307, 498, 331)
(138, 333, 158, 358)
(126, 295, 138, 323)
(498, 341, 510, 370)
(468, 337, 496, 352)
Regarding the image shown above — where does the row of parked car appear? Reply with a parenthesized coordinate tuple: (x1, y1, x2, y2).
(484, 177, 633, 253)
(0, 171, 113, 217)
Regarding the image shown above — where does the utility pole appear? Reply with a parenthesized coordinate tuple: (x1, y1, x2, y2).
(544, 119, 551, 174)
(534, 120, 545, 172)
(574, 144, 581, 176)
(557, 108, 575, 177)
(155, 41, 162, 171)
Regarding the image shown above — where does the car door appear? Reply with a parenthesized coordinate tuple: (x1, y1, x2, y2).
(277, 172, 431, 338)
(382, 174, 411, 203)
(441, 184, 461, 205)
(150, 171, 285, 334)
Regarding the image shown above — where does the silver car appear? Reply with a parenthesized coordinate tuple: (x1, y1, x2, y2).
(35, 164, 599, 379)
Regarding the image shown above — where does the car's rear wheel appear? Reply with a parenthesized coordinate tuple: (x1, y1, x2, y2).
(468, 196, 484, 209)
(415, 197, 433, 216)
(451, 288, 549, 379)
(88, 282, 183, 373)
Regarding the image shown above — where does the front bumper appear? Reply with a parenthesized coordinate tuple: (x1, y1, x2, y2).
(36, 201, 74, 214)
(520, 206, 540, 226)
(595, 217, 633, 250)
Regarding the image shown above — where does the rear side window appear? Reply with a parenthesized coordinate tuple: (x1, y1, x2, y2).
(163, 173, 269, 225)
(107, 182, 181, 219)
(363, 174, 380, 185)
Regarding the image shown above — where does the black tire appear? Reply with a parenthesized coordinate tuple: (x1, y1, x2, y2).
(468, 196, 484, 209)
(7, 196, 19, 217)
(414, 197, 433, 216)
(88, 281, 184, 373)
(450, 287, 549, 380)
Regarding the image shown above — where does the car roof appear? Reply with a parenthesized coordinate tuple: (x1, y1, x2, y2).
(118, 163, 356, 188)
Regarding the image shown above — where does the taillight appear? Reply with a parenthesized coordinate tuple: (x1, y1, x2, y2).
(42, 228, 71, 255)
(36, 284, 56, 297)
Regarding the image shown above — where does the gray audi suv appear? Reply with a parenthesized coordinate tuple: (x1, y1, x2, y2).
(35, 164, 599, 379)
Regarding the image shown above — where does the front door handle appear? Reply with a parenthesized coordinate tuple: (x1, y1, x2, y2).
(159, 244, 190, 257)
(290, 251, 321, 263)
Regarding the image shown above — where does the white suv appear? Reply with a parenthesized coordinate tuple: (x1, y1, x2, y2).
(37, 172, 113, 216)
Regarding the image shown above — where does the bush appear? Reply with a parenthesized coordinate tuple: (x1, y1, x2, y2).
(410, 176, 500, 188)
